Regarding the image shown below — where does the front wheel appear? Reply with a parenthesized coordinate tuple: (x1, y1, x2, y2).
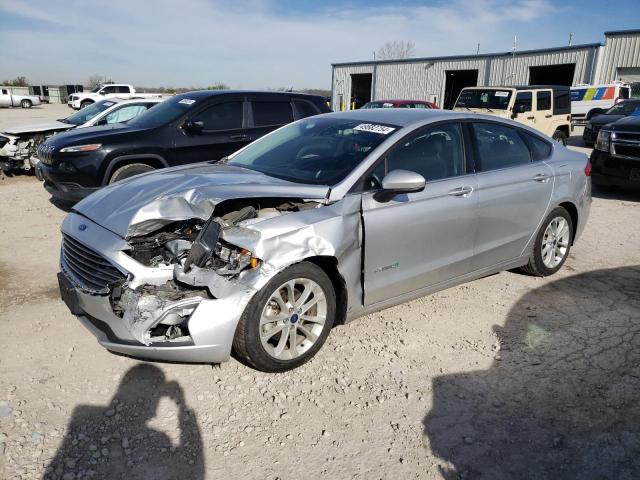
(20, 99, 32, 108)
(552, 130, 567, 146)
(521, 207, 573, 277)
(108, 163, 156, 184)
(80, 101, 93, 109)
(233, 262, 336, 372)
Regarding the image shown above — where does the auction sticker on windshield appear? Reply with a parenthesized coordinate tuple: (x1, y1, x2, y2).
(494, 91, 510, 97)
(178, 99, 196, 105)
(353, 124, 396, 135)
(103, 102, 115, 107)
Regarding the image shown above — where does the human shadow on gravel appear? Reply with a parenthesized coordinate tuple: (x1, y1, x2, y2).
(423, 267, 640, 480)
(44, 364, 204, 480)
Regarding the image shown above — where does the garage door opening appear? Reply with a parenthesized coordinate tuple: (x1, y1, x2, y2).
(444, 70, 478, 109)
(529, 64, 576, 86)
(350, 73, 372, 109)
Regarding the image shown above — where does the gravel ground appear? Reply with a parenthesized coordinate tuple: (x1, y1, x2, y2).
(0, 105, 639, 480)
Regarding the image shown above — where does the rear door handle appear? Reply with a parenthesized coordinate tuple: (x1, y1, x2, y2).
(533, 173, 549, 182)
(545, 114, 552, 118)
(448, 186, 474, 197)
(230, 134, 248, 140)
(526, 116, 535, 120)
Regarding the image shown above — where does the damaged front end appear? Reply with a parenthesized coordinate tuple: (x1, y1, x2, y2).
(110, 198, 322, 348)
(0, 132, 47, 172)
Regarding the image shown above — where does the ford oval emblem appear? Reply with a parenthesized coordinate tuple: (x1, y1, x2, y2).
(78, 224, 87, 231)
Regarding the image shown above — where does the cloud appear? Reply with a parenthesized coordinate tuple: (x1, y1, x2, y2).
(0, 0, 571, 88)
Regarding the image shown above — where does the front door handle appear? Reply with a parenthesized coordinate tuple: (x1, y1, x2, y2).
(526, 116, 535, 120)
(448, 186, 474, 197)
(230, 134, 248, 140)
(533, 173, 549, 182)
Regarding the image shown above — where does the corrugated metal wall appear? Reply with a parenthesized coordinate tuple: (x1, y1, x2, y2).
(332, 33, 640, 110)
(596, 32, 640, 84)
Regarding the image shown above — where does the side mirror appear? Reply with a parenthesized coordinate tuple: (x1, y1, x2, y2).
(183, 119, 204, 132)
(99, 90, 106, 95)
(381, 169, 426, 193)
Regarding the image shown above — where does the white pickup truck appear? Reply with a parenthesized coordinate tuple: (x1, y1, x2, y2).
(68, 84, 167, 109)
(0, 87, 42, 108)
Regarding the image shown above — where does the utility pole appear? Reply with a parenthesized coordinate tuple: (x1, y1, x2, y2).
(568, 32, 573, 46)
(476, 43, 480, 55)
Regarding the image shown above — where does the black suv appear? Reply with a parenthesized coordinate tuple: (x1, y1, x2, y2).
(36, 91, 331, 202)
(590, 115, 640, 189)
(583, 99, 640, 146)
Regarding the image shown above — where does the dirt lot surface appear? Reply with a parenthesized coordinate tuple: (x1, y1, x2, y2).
(1, 105, 639, 480)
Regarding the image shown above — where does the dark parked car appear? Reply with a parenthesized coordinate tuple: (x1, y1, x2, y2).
(590, 115, 640, 189)
(583, 99, 640, 146)
(35, 91, 331, 202)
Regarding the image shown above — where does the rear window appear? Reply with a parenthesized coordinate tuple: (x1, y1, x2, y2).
(294, 100, 319, 119)
(252, 101, 294, 127)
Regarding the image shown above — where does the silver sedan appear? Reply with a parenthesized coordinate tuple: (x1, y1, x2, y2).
(57, 109, 591, 371)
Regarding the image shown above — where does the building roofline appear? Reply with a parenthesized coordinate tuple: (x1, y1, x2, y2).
(604, 29, 640, 36)
(332, 42, 602, 68)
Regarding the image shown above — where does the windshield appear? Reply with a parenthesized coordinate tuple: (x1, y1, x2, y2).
(227, 118, 397, 185)
(605, 102, 640, 116)
(63, 100, 117, 125)
(455, 89, 513, 110)
(362, 102, 396, 109)
(128, 95, 198, 128)
(90, 86, 101, 93)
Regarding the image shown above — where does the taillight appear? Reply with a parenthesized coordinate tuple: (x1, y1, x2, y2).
(584, 160, 592, 177)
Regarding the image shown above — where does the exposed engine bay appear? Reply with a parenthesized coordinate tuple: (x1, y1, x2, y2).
(0, 132, 50, 172)
(111, 198, 322, 345)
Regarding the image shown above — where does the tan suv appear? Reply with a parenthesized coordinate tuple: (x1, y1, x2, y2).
(454, 86, 572, 144)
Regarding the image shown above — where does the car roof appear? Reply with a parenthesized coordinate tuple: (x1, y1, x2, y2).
(315, 108, 463, 127)
(173, 90, 325, 101)
(463, 85, 570, 92)
(369, 99, 431, 104)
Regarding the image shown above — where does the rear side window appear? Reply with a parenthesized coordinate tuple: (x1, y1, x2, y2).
(514, 92, 532, 112)
(1, 89, 7, 95)
(537, 91, 551, 111)
(117, 86, 131, 94)
(252, 101, 294, 127)
(198, 101, 243, 130)
(293, 100, 319, 119)
(472, 123, 532, 171)
(522, 132, 552, 160)
(553, 90, 571, 114)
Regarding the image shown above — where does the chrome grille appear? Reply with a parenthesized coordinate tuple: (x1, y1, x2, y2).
(61, 234, 125, 294)
(37, 143, 55, 165)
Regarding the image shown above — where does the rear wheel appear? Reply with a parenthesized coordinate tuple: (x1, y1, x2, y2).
(80, 101, 93, 109)
(552, 129, 567, 146)
(233, 262, 336, 372)
(20, 99, 32, 108)
(521, 207, 573, 277)
(108, 163, 156, 184)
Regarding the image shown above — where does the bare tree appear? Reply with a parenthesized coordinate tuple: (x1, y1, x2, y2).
(1, 76, 29, 86)
(376, 41, 416, 60)
(86, 75, 114, 88)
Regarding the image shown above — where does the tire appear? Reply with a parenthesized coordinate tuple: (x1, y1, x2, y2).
(521, 206, 573, 277)
(233, 261, 336, 372)
(552, 129, 567, 146)
(108, 163, 156, 184)
(20, 99, 32, 109)
(80, 101, 93, 109)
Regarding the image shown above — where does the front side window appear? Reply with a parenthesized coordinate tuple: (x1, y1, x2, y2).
(227, 118, 396, 185)
(383, 123, 466, 182)
(198, 101, 243, 130)
(104, 104, 147, 124)
(101, 86, 117, 94)
(252, 101, 294, 127)
(537, 91, 551, 111)
(472, 123, 532, 171)
(514, 92, 532, 113)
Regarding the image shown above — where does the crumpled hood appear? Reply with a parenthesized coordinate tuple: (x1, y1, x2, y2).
(2, 121, 72, 135)
(73, 163, 330, 238)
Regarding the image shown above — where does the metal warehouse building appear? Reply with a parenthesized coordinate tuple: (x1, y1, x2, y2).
(331, 29, 640, 110)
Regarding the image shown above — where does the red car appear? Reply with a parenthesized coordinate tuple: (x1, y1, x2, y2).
(360, 99, 438, 109)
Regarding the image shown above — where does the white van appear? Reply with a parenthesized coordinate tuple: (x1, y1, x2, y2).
(570, 82, 631, 123)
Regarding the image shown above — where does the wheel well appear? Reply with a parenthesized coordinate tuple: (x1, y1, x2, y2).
(556, 125, 570, 137)
(559, 201, 578, 244)
(305, 256, 348, 326)
(103, 157, 165, 184)
(587, 108, 604, 120)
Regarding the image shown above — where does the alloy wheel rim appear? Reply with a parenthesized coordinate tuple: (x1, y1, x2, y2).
(259, 278, 327, 360)
(541, 216, 570, 268)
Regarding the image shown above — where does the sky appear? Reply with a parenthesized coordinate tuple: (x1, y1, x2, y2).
(1, 0, 639, 89)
